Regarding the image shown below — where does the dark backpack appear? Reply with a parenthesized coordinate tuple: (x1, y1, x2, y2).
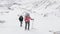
(19, 16, 23, 21)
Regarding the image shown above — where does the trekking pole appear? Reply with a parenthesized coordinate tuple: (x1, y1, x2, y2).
(31, 19, 34, 29)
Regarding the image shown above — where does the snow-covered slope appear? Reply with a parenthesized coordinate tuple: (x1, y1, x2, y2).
(0, 0, 60, 34)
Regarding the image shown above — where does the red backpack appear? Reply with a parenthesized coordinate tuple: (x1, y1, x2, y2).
(25, 16, 31, 22)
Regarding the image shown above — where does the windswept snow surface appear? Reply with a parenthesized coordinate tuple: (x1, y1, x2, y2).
(0, 0, 60, 34)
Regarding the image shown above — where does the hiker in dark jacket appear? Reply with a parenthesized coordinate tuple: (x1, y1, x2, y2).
(19, 15, 23, 27)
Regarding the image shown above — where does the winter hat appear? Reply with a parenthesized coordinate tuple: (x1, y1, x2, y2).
(25, 13, 30, 16)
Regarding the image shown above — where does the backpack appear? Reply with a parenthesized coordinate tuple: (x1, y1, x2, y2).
(25, 16, 31, 22)
(19, 16, 23, 21)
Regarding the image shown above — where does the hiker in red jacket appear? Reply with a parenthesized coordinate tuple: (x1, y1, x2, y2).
(24, 13, 34, 30)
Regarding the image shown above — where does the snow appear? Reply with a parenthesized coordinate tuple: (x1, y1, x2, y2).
(0, 0, 60, 34)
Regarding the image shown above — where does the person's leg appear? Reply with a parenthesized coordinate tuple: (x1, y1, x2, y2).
(25, 22, 27, 30)
(20, 21, 22, 27)
(19, 20, 21, 27)
(28, 22, 30, 30)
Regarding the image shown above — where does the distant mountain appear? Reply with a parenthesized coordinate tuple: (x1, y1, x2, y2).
(0, 0, 60, 17)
